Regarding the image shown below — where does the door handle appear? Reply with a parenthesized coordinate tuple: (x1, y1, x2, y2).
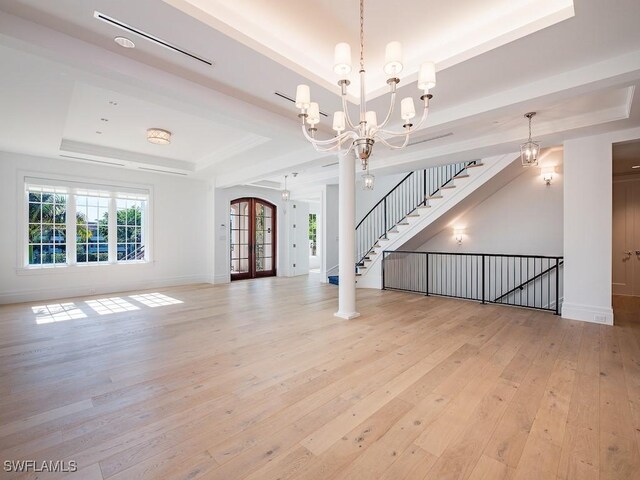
(636, 250, 640, 255)
(625, 251, 633, 256)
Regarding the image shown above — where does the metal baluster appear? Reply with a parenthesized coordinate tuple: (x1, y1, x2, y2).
(556, 257, 560, 315)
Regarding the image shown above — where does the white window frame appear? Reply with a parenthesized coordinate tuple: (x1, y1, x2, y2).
(18, 172, 153, 272)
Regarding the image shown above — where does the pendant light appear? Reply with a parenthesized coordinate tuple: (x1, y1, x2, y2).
(520, 112, 539, 167)
(362, 165, 375, 190)
(281, 175, 290, 201)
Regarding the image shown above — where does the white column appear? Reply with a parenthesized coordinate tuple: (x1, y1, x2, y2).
(335, 151, 360, 319)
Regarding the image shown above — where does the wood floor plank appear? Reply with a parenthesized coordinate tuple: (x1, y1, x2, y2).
(0, 280, 637, 480)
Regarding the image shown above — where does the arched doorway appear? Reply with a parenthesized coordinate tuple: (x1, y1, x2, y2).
(230, 198, 277, 280)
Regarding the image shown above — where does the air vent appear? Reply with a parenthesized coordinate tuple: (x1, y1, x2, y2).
(138, 167, 188, 176)
(246, 180, 282, 190)
(60, 154, 126, 167)
(408, 132, 454, 147)
(274, 91, 328, 117)
(94, 11, 213, 66)
(322, 161, 339, 168)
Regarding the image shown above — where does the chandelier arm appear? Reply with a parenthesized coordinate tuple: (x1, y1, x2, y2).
(300, 124, 355, 146)
(378, 91, 397, 130)
(375, 104, 429, 137)
(313, 138, 355, 153)
(341, 95, 357, 130)
(375, 133, 410, 150)
(344, 139, 357, 157)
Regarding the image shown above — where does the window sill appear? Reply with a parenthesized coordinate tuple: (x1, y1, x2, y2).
(16, 261, 153, 275)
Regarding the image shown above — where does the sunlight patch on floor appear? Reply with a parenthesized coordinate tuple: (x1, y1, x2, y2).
(32, 303, 87, 324)
(128, 292, 183, 308)
(85, 297, 140, 315)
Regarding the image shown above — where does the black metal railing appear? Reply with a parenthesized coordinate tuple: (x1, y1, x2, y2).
(355, 162, 475, 266)
(382, 251, 563, 314)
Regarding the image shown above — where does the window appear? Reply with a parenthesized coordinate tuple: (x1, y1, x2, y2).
(24, 180, 149, 268)
(76, 192, 109, 263)
(309, 213, 317, 257)
(116, 197, 145, 261)
(27, 186, 67, 265)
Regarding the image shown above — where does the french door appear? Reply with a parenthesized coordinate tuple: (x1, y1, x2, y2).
(230, 198, 277, 280)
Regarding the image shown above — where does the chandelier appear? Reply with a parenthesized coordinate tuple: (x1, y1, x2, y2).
(294, 0, 436, 172)
(520, 112, 539, 166)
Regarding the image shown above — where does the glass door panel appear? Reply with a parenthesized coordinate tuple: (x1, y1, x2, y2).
(230, 198, 276, 280)
(255, 201, 273, 273)
(230, 200, 251, 278)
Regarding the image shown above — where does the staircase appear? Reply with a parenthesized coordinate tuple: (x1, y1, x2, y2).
(355, 160, 478, 270)
(354, 152, 521, 289)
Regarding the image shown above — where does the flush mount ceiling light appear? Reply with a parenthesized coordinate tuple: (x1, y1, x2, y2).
(294, 0, 437, 171)
(114, 36, 135, 49)
(146, 128, 171, 145)
(521, 112, 540, 167)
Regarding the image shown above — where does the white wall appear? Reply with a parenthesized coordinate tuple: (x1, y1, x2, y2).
(417, 150, 564, 256)
(213, 185, 309, 283)
(562, 126, 640, 325)
(283, 200, 310, 276)
(0, 152, 214, 304)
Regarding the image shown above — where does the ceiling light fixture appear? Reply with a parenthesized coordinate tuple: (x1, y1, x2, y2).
(114, 36, 135, 49)
(147, 128, 171, 145)
(632, 165, 640, 169)
(281, 175, 290, 201)
(362, 164, 375, 190)
(294, 0, 437, 171)
(521, 112, 540, 167)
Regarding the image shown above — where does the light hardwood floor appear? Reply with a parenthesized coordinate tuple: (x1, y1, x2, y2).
(0, 277, 639, 479)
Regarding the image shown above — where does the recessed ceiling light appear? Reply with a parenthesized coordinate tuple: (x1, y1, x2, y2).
(632, 165, 640, 169)
(100, 118, 109, 122)
(96, 131, 102, 135)
(114, 36, 135, 49)
(147, 128, 171, 145)
(109, 100, 118, 106)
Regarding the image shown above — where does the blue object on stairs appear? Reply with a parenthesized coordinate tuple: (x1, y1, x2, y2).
(328, 275, 339, 285)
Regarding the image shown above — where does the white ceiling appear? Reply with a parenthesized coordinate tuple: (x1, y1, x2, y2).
(63, 82, 268, 169)
(164, 0, 575, 100)
(0, 0, 639, 196)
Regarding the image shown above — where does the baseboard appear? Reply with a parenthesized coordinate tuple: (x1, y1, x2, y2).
(213, 274, 230, 284)
(0, 274, 212, 305)
(561, 302, 614, 325)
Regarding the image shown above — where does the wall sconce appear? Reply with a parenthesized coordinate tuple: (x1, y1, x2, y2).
(454, 228, 464, 245)
(541, 166, 554, 186)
